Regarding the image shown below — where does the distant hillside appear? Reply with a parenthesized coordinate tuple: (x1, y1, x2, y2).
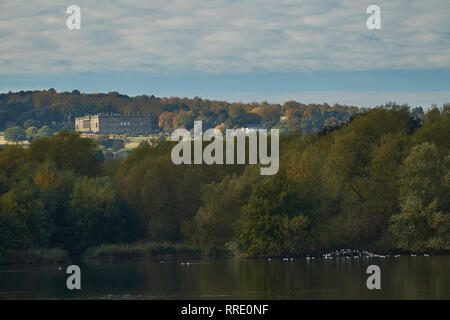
(1, 89, 378, 134)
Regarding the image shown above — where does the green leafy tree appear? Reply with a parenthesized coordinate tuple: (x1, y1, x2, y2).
(185, 167, 259, 248)
(29, 131, 102, 177)
(238, 175, 310, 256)
(36, 125, 53, 138)
(25, 126, 38, 140)
(23, 119, 40, 129)
(0, 145, 28, 178)
(389, 143, 449, 252)
(65, 177, 128, 253)
(0, 182, 53, 257)
(4, 126, 26, 144)
(413, 107, 450, 157)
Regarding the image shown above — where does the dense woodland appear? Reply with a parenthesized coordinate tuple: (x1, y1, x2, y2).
(0, 102, 449, 262)
(0, 89, 368, 137)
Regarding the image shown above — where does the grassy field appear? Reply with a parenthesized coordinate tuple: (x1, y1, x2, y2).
(0, 131, 162, 149)
(123, 136, 156, 149)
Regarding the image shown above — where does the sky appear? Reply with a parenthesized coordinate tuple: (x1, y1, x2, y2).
(1, 0, 449, 107)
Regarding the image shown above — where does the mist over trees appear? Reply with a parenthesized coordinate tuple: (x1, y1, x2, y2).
(0, 103, 448, 261)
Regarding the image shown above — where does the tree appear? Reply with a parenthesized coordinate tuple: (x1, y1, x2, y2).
(29, 131, 102, 177)
(0, 145, 28, 178)
(390, 201, 449, 252)
(158, 111, 174, 132)
(111, 139, 125, 152)
(23, 119, 40, 129)
(173, 110, 195, 130)
(65, 177, 128, 253)
(413, 107, 450, 156)
(4, 126, 26, 144)
(97, 135, 113, 148)
(185, 167, 259, 248)
(237, 175, 310, 256)
(250, 105, 280, 123)
(36, 125, 53, 138)
(389, 143, 449, 252)
(25, 126, 38, 140)
(0, 182, 53, 256)
(399, 142, 444, 208)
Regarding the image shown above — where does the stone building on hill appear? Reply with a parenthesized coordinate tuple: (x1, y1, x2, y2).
(75, 114, 153, 135)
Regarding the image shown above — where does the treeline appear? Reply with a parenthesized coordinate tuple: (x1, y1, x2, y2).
(0, 89, 368, 135)
(0, 104, 448, 261)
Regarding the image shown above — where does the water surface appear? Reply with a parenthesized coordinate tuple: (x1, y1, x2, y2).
(0, 256, 448, 299)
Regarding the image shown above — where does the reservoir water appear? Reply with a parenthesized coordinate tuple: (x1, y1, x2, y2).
(0, 256, 448, 299)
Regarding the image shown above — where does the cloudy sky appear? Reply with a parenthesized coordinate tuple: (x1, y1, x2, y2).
(1, 0, 449, 107)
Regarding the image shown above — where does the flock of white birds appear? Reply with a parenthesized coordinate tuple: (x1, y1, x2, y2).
(176, 249, 431, 266)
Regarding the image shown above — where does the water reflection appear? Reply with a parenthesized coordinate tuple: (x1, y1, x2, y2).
(0, 256, 448, 299)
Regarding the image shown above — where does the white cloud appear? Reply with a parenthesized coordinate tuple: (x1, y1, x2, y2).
(0, 0, 449, 74)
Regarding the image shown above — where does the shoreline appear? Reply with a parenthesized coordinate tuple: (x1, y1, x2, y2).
(2, 243, 448, 266)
